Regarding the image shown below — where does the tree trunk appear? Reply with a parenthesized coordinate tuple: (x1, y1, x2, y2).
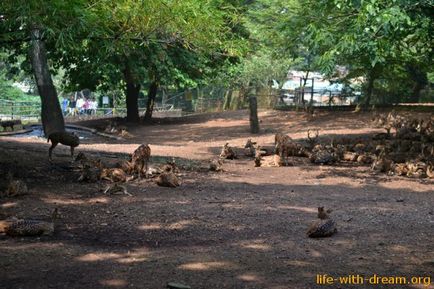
(301, 71, 310, 107)
(364, 72, 375, 108)
(407, 65, 427, 103)
(144, 81, 159, 122)
(223, 89, 232, 110)
(123, 62, 140, 122)
(237, 86, 247, 109)
(30, 28, 65, 136)
(248, 84, 260, 134)
(411, 82, 424, 103)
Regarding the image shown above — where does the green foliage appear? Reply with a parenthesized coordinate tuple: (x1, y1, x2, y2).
(0, 77, 28, 101)
(211, 50, 292, 88)
(1, 0, 432, 108)
(252, 0, 434, 103)
(0, 53, 39, 102)
(53, 0, 249, 100)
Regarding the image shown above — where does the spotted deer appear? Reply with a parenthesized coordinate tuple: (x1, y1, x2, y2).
(220, 143, 237, 160)
(307, 219, 337, 238)
(47, 131, 80, 162)
(307, 129, 319, 149)
(131, 144, 151, 178)
(317, 207, 332, 220)
(275, 133, 301, 166)
(156, 172, 180, 187)
(5, 209, 59, 237)
(244, 139, 257, 157)
(254, 145, 262, 167)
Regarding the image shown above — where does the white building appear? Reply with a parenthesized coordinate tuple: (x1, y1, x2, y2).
(280, 70, 354, 105)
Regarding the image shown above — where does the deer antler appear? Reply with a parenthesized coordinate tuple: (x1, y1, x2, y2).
(378, 148, 385, 159)
(307, 129, 319, 146)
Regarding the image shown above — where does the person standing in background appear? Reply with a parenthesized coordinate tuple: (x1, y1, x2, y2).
(83, 98, 90, 114)
(61, 97, 69, 116)
(76, 96, 85, 115)
(90, 99, 98, 115)
(69, 95, 77, 116)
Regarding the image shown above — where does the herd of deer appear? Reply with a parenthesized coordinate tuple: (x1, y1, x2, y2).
(104, 120, 134, 138)
(219, 110, 434, 179)
(0, 142, 180, 237)
(370, 111, 434, 178)
(75, 143, 182, 191)
(2, 111, 432, 237)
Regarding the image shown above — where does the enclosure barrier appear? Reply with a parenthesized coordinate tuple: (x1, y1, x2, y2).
(2, 86, 431, 122)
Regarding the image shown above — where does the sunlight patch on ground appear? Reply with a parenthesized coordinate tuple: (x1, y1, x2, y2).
(80, 143, 211, 160)
(281, 206, 317, 214)
(308, 249, 323, 258)
(222, 203, 245, 209)
(198, 119, 249, 128)
(42, 196, 110, 205)
(173, 200, 191, 205)
(377, 181, 434, 193)
(138, 223, 162, 230)
(237, 273, 263, 282)
(1, 202, 17, 208)
(77, 249, 149, 264)
(179, 261, 237, 271)
(389, 244, 410, 253)
(284, 260, 312, 267)
(167, 220, 196, 230)
(77, 252, 122, 262)
(332, 239, 356, 248)
(117, 249, 149, 264)
(138, 220, 196, 231)
(99, 279, 128, 287)
(237, 240, 271, 251)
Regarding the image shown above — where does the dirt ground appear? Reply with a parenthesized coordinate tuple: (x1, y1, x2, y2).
(0, 109, 433, 289)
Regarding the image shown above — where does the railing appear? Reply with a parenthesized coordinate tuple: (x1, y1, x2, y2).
(0, 98, 182, 121)
(0, 99, 41, 119)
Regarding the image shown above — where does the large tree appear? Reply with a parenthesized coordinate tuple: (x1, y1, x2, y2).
(57, 0, 245, 122)
(248, 0, 433, 105)
(293, 0, 433, 105)
(0, 0, 90, 134)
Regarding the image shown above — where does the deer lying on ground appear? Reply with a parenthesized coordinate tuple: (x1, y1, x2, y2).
(100, 168, 130, 183)
(371, 150, 393, 173)
(306, 129, 319, 149)
(220, 143, 237, 159)
(5, 209, 59, 237)
(156, 172, 181, 187)
(307, 207, 337, 238)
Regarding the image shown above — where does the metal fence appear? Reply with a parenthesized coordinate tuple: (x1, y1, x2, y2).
(0, 99, 40, 118)
(0, 86, 357, 121)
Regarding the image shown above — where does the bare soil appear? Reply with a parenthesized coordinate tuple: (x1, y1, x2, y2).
(0, 110, 433, 289)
